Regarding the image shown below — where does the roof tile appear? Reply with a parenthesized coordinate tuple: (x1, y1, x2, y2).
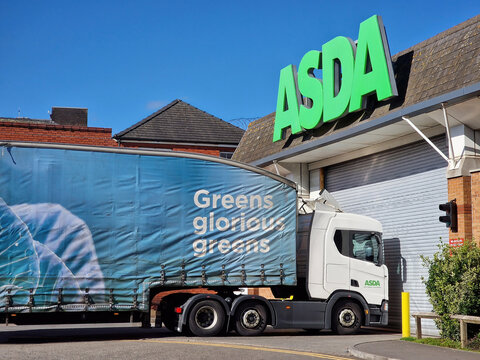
(114, 99, 244, 145)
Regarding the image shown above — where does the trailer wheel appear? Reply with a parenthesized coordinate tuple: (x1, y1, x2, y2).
(188, 300, 225, 337)
(332, 300, 362, 335)
(234, 301, 267, 336)
(162, 312, 176, 332)
(160, 300, 177, 332)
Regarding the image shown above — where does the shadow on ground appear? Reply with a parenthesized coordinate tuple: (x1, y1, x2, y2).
(0, 324, 398, 344)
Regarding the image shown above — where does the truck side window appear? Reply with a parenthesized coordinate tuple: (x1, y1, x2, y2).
(351, 232, 380, 264)
(333, 230, 350, 257)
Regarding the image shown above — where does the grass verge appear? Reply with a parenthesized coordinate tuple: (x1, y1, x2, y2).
(401, 336, 480, 352)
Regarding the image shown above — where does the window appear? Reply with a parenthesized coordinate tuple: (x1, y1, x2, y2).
(333, 230, 382, 265)
(334, 230, 350, 257)
(351, 232, 380, 263)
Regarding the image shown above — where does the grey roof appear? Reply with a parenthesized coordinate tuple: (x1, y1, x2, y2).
(233, 14, 480, 164)
(114, 99, 245, 145)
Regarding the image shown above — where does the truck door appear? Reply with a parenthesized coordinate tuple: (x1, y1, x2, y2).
(322, 229, 351, 296)
(348, 232, 385, 305)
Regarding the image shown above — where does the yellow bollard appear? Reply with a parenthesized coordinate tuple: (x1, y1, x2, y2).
(402, 292, 410, 338)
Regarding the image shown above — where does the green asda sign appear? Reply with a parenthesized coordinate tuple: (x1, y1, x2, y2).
(365, 280, 381, 287)
(273, 15, 398, 142)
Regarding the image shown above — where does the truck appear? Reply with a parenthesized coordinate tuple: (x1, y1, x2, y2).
(0, 142, 388, 336)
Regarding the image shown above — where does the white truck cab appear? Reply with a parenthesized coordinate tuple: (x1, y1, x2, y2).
(309, 210, 388, 306)
(271, 197, 389, 335)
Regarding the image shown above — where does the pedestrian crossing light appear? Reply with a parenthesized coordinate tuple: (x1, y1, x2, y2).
(439, 199, 457, 232)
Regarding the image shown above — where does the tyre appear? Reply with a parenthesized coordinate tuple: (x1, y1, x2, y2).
(234, 301, 267, 336)
(160, 301, 177, 332)
(162, 312, 177, 332)
(332, 300, 362, 335)
(188, 300, 225, 337)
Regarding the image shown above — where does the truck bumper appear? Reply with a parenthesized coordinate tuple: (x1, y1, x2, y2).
(368, 300, 388, 326)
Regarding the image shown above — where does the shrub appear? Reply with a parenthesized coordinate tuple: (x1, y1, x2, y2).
(421, 240, 480, 340)
(467, 334, 480, 351)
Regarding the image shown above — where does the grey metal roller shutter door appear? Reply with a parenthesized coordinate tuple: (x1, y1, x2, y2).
(325, 136, 448, 335)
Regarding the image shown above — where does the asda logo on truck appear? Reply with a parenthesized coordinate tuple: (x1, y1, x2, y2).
(365, 280, 381, 287)
(273, 15, 397, 142)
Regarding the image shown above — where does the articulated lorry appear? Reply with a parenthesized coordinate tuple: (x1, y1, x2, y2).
(0, 142, 388, 336)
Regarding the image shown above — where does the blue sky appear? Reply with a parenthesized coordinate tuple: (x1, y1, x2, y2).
(0, 1, 479, 134)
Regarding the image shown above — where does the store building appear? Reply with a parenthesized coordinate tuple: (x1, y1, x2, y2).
(233, 15, 480, 334)
(114, 99, 244, 158)
(0, 107, 116, 147)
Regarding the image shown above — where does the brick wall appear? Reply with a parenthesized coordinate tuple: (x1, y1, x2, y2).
(472, 171, 480, 243)
(447, 176, 472, 242)
(0, 121, 116, 147)
(119, 141, 237, 157)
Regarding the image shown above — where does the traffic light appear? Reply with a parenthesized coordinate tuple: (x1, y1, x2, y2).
(439, 199, 457, 232)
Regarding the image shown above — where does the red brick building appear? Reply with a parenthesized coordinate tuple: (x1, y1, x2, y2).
(0, 107, 116, 147)
(0, 102, 244, 156)
(114, 100, 244, 158)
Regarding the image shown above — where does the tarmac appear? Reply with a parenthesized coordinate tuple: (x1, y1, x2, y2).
(349, 339, 480, 360)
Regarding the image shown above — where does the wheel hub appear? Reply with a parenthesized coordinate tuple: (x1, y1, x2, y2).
(338, 309, 356, 327)
(242, 309, 260, 328)
(195, 305, 218, 329)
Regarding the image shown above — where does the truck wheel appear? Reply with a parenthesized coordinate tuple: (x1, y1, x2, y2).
(160, 301, 177, 332)
(162, 313, 176, 332)
(234, 301, 267, 336)
(188, 300, 225, 337)
(332, 301, 362, 335)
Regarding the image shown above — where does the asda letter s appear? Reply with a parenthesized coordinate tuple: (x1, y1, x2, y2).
(273, 15, 398, 142)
